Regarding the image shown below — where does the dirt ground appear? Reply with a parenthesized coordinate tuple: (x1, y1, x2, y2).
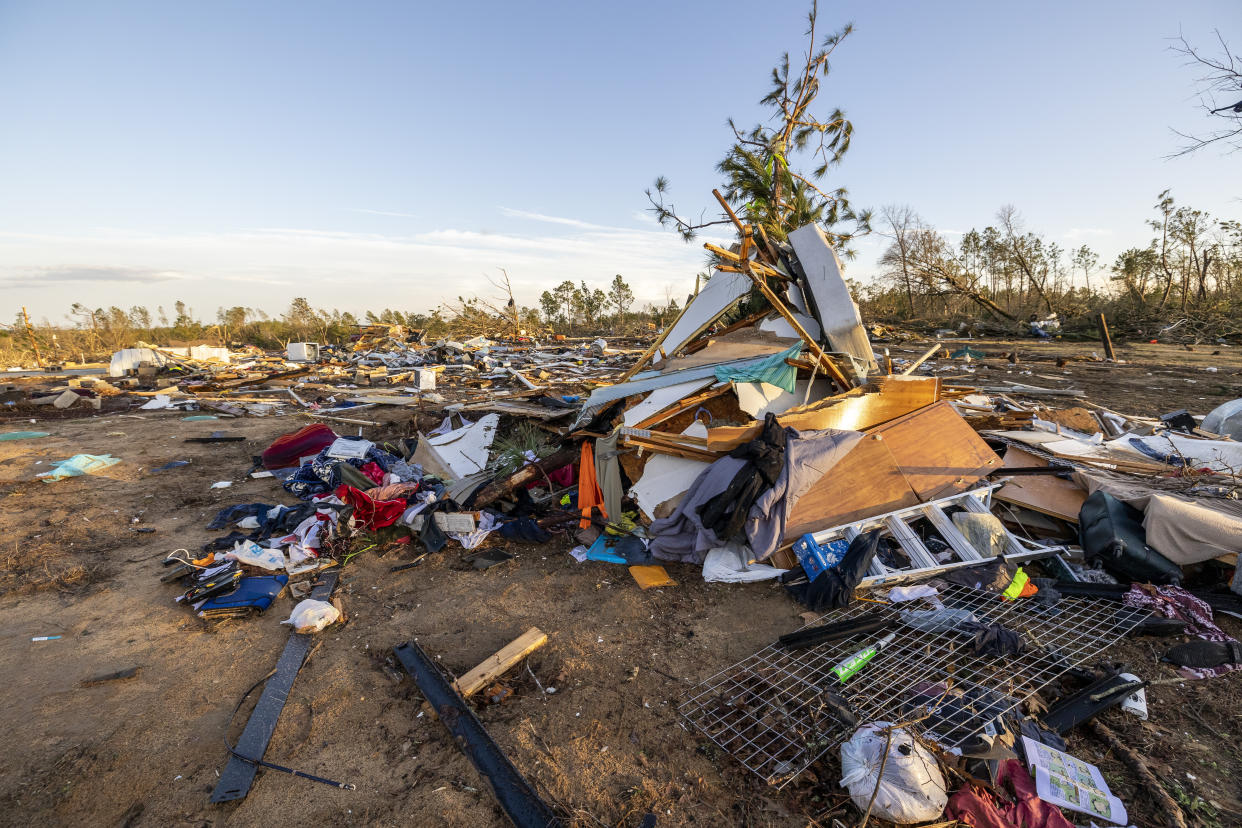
(0, 340, 1240, 828)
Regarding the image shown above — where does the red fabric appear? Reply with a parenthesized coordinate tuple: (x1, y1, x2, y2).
(946, 759, 1074, 828)
(549, 463, 575, 487)
(360, 461, 385, 485)
(577, 442, 606, 528)
(335, 484, 407, 530)
(522, 462, 576, 491)
(261, 423, 337, 470)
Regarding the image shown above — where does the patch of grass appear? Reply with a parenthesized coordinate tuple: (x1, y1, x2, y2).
(0, 541, 108, 596)
(1167, 780, 1222, 828)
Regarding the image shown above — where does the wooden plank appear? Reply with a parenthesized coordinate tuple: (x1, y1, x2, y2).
(900, 343, 942, 375)
(868, 401, 1002, 501)
(993, 445, 1088, 523)
(422, 627, 548, 718)
(454, 628, 547, 698)
(623, 437, 719, 463)
(347, 395, 422, 406)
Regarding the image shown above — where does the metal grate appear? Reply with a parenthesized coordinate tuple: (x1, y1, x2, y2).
(678, 582, 1149, 786)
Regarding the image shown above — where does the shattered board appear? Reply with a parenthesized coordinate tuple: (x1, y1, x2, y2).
(678, 583, 1148, 787)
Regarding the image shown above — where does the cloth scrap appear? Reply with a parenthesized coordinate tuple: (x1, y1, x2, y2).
(1124, 584, 1241, 679)
(713, 343, 802, 393)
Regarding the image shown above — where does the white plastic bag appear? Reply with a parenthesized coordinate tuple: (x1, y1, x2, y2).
(226, 540, 286, 571)
(839, 723, 947, 824)
(282, 599, 340, 633)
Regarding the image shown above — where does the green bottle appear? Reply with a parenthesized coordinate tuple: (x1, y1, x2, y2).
(832, 633, 896, 682)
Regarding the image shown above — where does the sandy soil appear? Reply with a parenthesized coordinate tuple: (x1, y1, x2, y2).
(0, 341, 1239, 828)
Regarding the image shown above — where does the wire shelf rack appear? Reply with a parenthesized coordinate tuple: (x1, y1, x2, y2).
(678, 582, 1149, 787)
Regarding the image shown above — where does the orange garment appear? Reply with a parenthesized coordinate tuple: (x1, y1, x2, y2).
(578, 441, 607, 528)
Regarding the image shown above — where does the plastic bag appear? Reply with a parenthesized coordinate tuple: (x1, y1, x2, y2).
(952, 511, 1007, 558)
(226, 540, 287, 572)
(282, 599, 340, 633)
(840, 723, 947, 824)
(37, 453, 120, 481)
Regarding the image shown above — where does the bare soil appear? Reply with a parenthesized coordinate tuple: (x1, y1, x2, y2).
(0, 340, 1239, 828)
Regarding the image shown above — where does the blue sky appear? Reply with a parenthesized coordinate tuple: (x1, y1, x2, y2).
(0, 0, 1237, 323)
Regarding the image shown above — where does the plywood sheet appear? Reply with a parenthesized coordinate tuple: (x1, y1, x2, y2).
(783, 435, 920, 541)
(707, 376, 940, 451)
(994, 445, 1088, 522)
(869, 401, 1002, 501)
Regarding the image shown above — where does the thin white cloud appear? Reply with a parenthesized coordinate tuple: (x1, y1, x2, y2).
(348, 208, 421, 219)
(0, 215, 722, 318)
(497, 207, 613, 231)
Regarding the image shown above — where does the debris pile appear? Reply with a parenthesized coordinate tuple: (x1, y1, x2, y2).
(6, 218, 1241, 826)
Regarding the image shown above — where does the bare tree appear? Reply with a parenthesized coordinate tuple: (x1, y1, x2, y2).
(1171, 30, 1242, 156)
(878, 205, 920, 313)
(997, 206, 1055, 314)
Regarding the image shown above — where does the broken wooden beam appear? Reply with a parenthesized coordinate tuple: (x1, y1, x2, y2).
(469, 445, 578, 509)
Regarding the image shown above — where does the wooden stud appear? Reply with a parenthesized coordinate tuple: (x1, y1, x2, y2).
(422, 627, 548, 718)
(1096, 313, 1116, 361)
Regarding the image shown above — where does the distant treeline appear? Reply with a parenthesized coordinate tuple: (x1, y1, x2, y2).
(2, 274, 683, 364)
(858, 193, 1242, 340)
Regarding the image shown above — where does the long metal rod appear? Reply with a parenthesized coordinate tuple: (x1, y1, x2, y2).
(394, 639, 560, 828)
(210, 570, 340, 803)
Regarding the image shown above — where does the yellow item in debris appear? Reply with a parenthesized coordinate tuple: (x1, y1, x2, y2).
(1002, 567, 1033, 601)
(629, 565, 677, 590)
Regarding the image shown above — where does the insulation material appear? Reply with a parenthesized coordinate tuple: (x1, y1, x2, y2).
(734, 378, 836, 419)
(787, 223, 878, 376)
(651, 269, 753, 367)
(109, 348, 169, 377)
(630, 421, 711, 520)
(623, 378, 716, 427)
(1108, 432, 1242, 475)
(419, 413, 499, 479)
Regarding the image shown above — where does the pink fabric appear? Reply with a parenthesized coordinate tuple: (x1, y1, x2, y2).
(360, 461, 386, 485)
(523, 462, 577, 491)
(364, 481, 420, 502)
(946, 759, 1074, 828)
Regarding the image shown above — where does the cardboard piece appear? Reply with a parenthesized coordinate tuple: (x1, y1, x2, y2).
(629, 565, 677, 590)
